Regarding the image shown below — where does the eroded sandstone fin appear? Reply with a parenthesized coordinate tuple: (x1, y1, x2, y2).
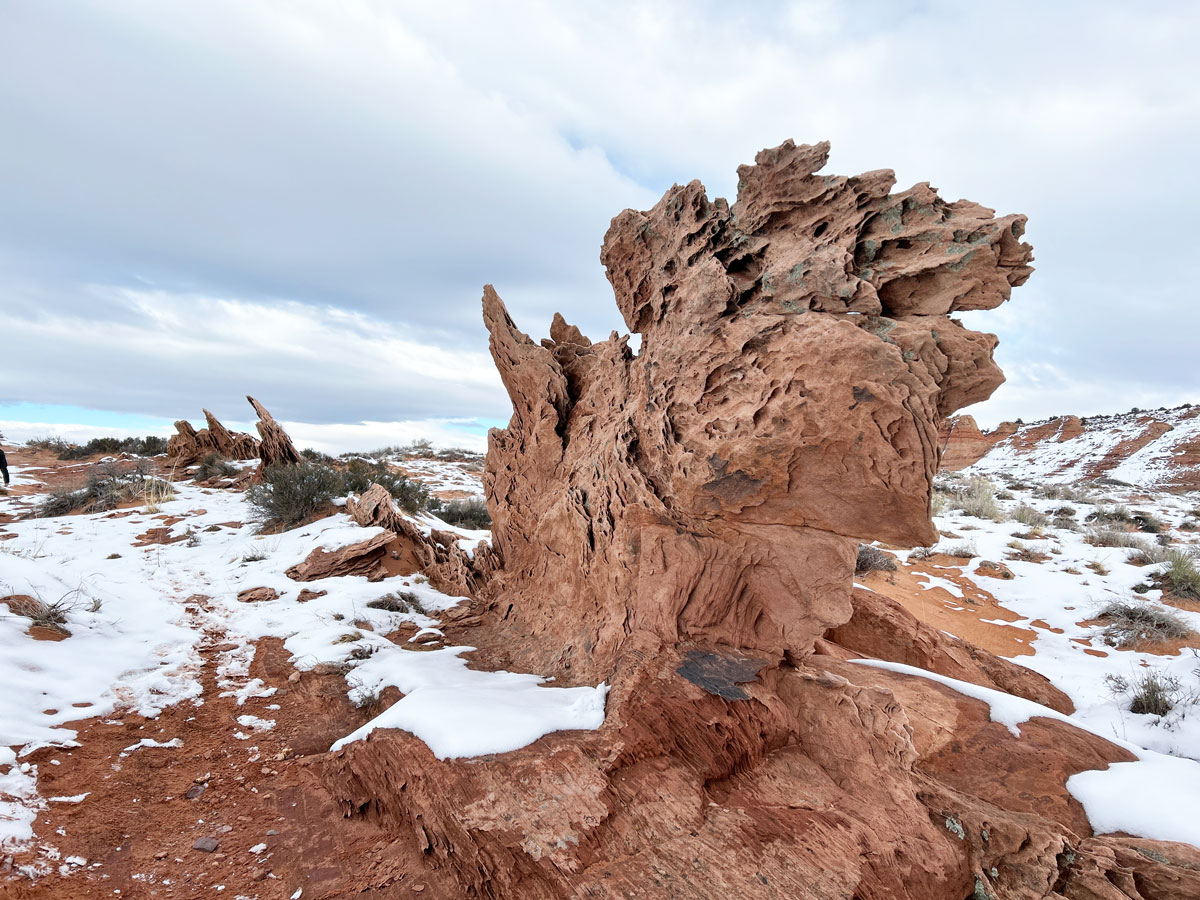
(247, 395, 302, 480)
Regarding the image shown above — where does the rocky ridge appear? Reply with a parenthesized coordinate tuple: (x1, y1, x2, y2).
(941, 405, 1200, 491)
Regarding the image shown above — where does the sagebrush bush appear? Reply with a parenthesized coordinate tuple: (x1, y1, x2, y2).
(1130, 670, 1183, 717)
(431, 497, 492, 530)
(1084, 527, 1150, 550)
(247, 462, 344, 528)
(48, 435, 168, 460)
(1096, 599, 1193, 647)
(1087, 504, 1135, 526)
(955, 477, 1001, 521)
(39, 464, 172, 517)
(1011, 504, 1048, 528)
(367, 590, 426, 615)
(1163, 549, 1200, 600)
(1035, 482, 1093, 502)
(855, 544, 897, 576)
(341, 458, 429, 513)
(195, 452, 238, 480)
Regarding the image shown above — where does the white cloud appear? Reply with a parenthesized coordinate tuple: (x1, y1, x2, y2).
(0, 0, 1196, 428)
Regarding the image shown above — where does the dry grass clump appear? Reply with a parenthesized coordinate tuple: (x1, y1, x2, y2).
(367, 591, 427, 615)
(195, 452, 238, 480)
(1, 593, 74, 635)
(1084, 527, 1149, 550)
(940, 541, 978, 560)
(40, 463, 173, 517)
(855, 544, 897, 576)
(1095, 599, 1193, 648)
(430, 497, 491, 530)
(1107, 670, 1190, 718)
(1035, 482, 1094, 503)
(1011, 504, 1048, 528)
(1163, 549, 1200, 600)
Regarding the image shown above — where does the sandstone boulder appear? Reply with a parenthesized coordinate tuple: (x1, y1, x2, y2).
(345, 484, 487, 598)
(286, 531, 394, 582)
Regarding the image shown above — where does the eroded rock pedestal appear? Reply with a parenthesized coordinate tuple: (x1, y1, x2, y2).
(324, 142, 1200, 898)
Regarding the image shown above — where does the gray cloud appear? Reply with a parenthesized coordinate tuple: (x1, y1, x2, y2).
(1, 0, 1196, 431)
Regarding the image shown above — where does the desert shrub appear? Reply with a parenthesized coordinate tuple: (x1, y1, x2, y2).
(940, 541, 978, 559)
(341, 458, 430, 513)
(1095, 599, 1193, 648)
(367, 590, 426, 615)
(52, 435, 168, 459)
(1084, 527, 1149, 550)
(1129, 544, 1172, 566)
(1163, 549, 1200, 600)
(246, 462, 344, 528)
(909, 546, 933, 561)
(1087, 504, 1135, 526)
(1011, 504, 1048, 528)
(855, 544, 897, 576)
(1130, 671, 1181, 717)
(954, 477, 1001, 521)
(25, 436, 73, 453)
(39, 464, 171, 516)
(1035, 482, 1093, 502)
(300, 447, 334, 464)
(431, 497, 492, 530)
(1131, 511, 1165, 534)
(195, 452, 238, 480)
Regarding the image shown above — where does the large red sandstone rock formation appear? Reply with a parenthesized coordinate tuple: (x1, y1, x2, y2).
(166, 408, 260, 465)
(325, 142, 1199, 898)
(247, 395, 303, 479)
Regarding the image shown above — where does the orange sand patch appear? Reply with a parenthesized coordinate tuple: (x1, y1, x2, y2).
(859, 560, 1037, 658)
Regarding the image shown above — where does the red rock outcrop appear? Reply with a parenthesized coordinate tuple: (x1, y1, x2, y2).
(938, 415, 1017, 469)
(166, 408, 260, 466)
(345, 484, 488, 597)
(324, 142, 1195, 898)
(247, 395, 302, 479)
(941, 405, 1200, 490)
(286, 531, 395, 582)
(825, 586, 1073, 713)
(481, 139, 1031, 681)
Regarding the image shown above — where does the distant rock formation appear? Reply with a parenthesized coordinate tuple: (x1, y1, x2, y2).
(326, 142, 1199, 898)
(247, 395, 302, 480)
(166, 397, 302, 480)
(166, 408, 260, 465)
(941, 405, 1200, 490)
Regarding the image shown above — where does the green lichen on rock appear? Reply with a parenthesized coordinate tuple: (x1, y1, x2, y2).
(1136, 846, 1171, 864)
(973, 875, 995, 900)
(945, 816, 966, 840)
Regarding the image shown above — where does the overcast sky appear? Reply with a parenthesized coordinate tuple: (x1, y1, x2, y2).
(1, 1, 1196, 451)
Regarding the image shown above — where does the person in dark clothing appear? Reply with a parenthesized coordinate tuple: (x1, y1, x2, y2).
(0, 447, 8, 486)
